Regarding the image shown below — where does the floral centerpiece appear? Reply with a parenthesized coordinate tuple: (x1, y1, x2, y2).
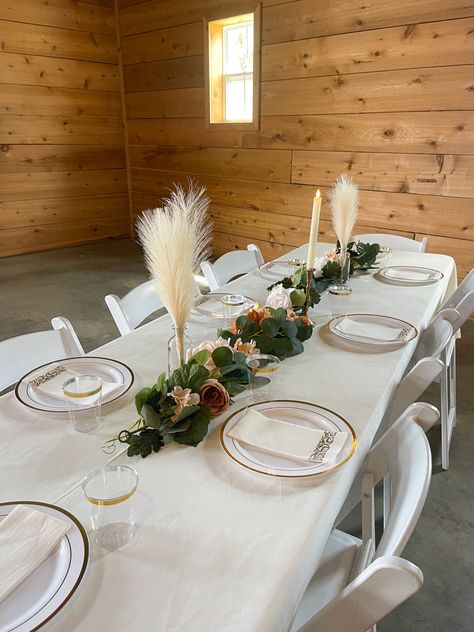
(118, 341, 257, 458)
(268, 241, 380, 313)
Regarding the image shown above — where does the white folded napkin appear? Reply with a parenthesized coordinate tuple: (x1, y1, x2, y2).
(24, 364, 119, 401)
(228, 409, 348, 464)
(0, 505, 71, 604)
(385, 268, 432, 281)
(336, 317, 405, 342)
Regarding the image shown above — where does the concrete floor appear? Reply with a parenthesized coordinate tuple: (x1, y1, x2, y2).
(1, 238, 472, 631)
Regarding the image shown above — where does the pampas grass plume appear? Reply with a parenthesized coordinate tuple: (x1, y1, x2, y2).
(329, 174, 359, 253)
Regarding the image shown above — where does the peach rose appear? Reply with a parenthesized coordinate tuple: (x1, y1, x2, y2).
(199, 379, 230, 416)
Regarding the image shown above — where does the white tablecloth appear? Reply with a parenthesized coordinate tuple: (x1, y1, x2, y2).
(0, 244, 456, 631)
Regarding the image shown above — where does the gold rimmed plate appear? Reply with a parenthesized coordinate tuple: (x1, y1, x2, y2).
(0, 501, 89, 632)
(378, 265, 444, 286)
(327, 314, 418, 347)
(15, 356, 134, 414)
(220, 400, 357, 478)
(192, 292, 256, 319)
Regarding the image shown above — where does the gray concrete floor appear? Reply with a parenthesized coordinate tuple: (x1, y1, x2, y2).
(0, 238, 472, 631)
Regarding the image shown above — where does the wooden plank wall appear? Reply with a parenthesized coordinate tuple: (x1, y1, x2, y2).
(0, 0, 130, 257)
(118, 0, 474, 278)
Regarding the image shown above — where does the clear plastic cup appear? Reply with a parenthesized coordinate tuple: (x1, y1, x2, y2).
(328, 285, 353, 317)
(246, 354, 281, 403)
(220, 294, 247, 319)
(63, 375, 102, 433)
(82, 464, 138, 550)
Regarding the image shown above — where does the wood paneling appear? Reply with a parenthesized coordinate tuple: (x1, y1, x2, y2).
(0, 0, 129, 256)
(117, 0, 474, 279)
(419, 234, 474, 279)
(263, 0, 474, 44)
(0, 20, 117, 63)
(262, 18, 474, 81)
(129, 146, 291, 182)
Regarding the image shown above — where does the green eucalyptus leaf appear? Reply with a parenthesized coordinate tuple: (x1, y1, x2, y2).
(261, 317, 280, 337)
(291, 338, 304, 355)
(295, 322, 314, 342)
(273, 337, 293, 358)
(173, 404, 201, 424)
(272, 307, 288, 323)
(212, 346, 234, 368)
(254, 332, 275, 353)
(236, 315, 250, 331)
(190, 349, 209, 366)
(141, 403, 162, 429)
(135, 387, 152, 415)
(290, 289, 306, 307)
(281, 318, 298, 339)
(174, 405, 212, 447)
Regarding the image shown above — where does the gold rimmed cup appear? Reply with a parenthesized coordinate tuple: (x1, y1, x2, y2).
(82, 464, 138, 550)
(220, 293, 247, 319)
(63, 375, 102, 433)
(246, 354, 281, 403)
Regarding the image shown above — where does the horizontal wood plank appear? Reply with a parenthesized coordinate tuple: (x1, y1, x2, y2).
(0, 20, 118, 63)
(0, 169, 127, 201)
(0, 51, 120, 92)
(123, 55, 204, 92)
(0, 84, 122, 117)
(418, 234, 474, 279)
(1, 194, 129, 229)
(127, 117, 243, 148)
(121, 21, 203, 65)
(125, 88, 204, 118)
(0, 144, 126, 173)
(129, 146, 292, 182)
(292, 151, 474, 198)
(0, 0, 115, 35)
(242, 112, 474, 154)
(262, 17, 474, 81)
(0, 115, 124, 144)
(263, 0, 474, 44)
(261, 66, 474, 116)
(0, 218, 130, 257)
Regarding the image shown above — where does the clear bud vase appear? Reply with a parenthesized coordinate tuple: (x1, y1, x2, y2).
(167, 325, 192, 375)
(338, 248, 351, 289)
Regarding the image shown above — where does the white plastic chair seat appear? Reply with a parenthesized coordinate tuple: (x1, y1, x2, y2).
(290, 530, 360, 632)
(353, 233, 427, 253)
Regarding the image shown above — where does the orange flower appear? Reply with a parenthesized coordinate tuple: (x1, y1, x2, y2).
(299, 315, 311, 326)
(199, 379, 230, 416)
(228, 320, 240, 334)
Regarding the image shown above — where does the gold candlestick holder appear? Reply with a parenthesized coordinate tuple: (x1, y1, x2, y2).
(302, 268, 314, 317)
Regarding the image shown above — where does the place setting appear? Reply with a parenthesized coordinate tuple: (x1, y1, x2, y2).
(376, 265, 444, 286)
(191, 292, 257, 321)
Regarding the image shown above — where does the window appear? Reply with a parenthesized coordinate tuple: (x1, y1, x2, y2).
(204, 5, 261, 129)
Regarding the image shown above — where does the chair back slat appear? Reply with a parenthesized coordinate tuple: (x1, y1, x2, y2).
(201, 244, 263, 291)
(105, 280, 164, 336)
(353, 233, 426, 252)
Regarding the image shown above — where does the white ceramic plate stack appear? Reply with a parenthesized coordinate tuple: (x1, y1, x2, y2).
(0, 502, 89, 632)
(328, 314, 418, 347)
(220, 400, 357, 478)
(192, 293, 257, 320)
(378, 265, 443, 286)
(15, 357, 134, 413)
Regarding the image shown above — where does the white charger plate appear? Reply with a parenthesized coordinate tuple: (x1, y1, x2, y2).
(0, 501, 89, 632)
(192, 293, 257, 319)
(15, 356, 134, 413)
(220, 400, 357, 478)
(328, 313, 418, 347)
(378, 265, 443, 285)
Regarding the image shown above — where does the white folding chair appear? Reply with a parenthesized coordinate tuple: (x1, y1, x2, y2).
(292, 402, 437, 632)
(105, 280, 164, 336)
(353, 233, 427, 253)
(0, 317, 84, 391)
(200, 243, 264, 291)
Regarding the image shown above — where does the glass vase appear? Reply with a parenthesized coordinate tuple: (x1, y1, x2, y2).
(167, 325, 192, 375)
(338, 249, 351, 289)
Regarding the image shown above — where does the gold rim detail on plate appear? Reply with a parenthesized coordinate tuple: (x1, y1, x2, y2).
(378, 266, 444, 283)
(219, 399, 357, 478)
(0, 500, 89, 632)
(14, 356, 135, 414)
(326, 314, 419, 344)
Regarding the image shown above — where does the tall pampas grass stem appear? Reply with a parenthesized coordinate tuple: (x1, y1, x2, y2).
(329, 175, 359, 280)
(137, 181, 212, 366)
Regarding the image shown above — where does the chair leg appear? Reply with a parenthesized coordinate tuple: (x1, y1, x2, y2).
(450, 344, 457, 427)
(383, 474, 391, 529)
(440, 365, 450, 471)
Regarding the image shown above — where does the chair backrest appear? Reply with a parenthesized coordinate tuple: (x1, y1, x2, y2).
(337, 402, 437, 565)
(414, 310, 455, 363)
(201, 244, 263, 291)
(298, 556, 423, 632)
(439, 268, 474, 333)
(0, 317, 84, 391)
(353, 233, 427, 253)
(105, 280, 164, 336)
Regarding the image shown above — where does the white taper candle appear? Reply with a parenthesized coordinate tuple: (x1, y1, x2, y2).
(306, 189, 321, 269)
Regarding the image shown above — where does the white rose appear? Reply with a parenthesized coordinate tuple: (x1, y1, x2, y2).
(188, 337, 232, 372)
(266, 283, 292, 309)
(313, 255, 328, 279)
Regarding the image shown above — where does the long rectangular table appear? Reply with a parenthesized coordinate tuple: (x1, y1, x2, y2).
(1, 244, 456, 631)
